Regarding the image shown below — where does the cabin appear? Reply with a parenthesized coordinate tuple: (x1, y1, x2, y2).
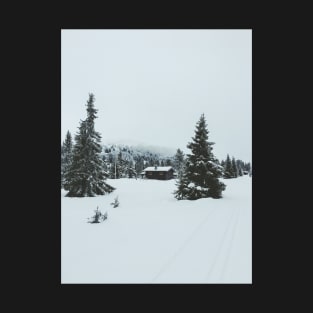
(143, 166, 174, 180)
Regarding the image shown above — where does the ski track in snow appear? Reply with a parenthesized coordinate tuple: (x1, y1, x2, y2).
(218, 206, 241, 282)
(151, 206, 218, 283)
(151, 205, 240, 284)
(203, 206, 239, 283)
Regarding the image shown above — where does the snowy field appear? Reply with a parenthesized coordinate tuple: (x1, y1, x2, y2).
(61, 176, 252, 284)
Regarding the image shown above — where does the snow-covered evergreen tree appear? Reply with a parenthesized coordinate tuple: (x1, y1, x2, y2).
(109, 160, 117, 179)
(223, 156, 251, 178)
(61, 130, 73, 188)
(236, 159, 243, 176)
(244, 162, 251, 173)
(118, 151, 128, 177)
(238, 166, 243, 176)
(134, 157, 145, 176)
(64, 93, 115, 197)
(88, 207, 108, 223)
(173, 148, 185, 179)
(127, 160, 137, 178)
(223, 154, 233, 178)
(174, 114, 225, 200)
(231, 157, 238, 178)
(110, 151, 128, 179)
(174, 174, 190, 200)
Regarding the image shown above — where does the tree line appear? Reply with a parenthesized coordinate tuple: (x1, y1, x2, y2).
(101, 146, 174, 179)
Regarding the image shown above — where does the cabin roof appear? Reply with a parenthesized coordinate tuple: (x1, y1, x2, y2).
(143, 166, 173, 172)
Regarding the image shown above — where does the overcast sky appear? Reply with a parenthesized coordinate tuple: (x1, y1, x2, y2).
(61, 29, 251, 161)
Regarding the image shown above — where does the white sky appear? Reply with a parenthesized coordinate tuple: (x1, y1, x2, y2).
(61, 29, 251, 161)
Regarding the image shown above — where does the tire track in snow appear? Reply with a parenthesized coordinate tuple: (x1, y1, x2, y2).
(151, 207, 218, 283)
(218, 206, 241, 281)
(203, 206, 238, 283)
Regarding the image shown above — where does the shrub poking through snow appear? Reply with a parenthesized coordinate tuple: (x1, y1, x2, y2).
(88, 207, 108, 223)
(111, 196, 119, 208)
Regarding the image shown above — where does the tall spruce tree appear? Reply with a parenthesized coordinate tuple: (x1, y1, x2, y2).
(61, 130, 73, 188)
(173, 148, 185, 179)
(174, 114, 225, 200)
(64, 93, 114, 197)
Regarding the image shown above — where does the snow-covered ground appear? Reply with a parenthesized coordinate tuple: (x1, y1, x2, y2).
(61, 176, 252, 284)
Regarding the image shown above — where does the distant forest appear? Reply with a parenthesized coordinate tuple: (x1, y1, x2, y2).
(62, 136, 251, 180)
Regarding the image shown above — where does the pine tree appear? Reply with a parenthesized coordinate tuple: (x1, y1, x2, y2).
(61, 130, 73, 188)
(135, 157, 144, 176)
(237, 159, 244, 176)
(174, 174, 190, 200)
(116, 152, 123, 178)
(231, 157, 238, 178)
(223, 154, 233, 178)
(127, 160, 137, 178)
(173, 148, 185, 179)
(236, 159, 243, 176)
(238, 166, 243, 176)
(244, 162, 251, 173)
(165, 158, 172, 166)
(88, 207, 108, 223)
(109, 160, 117, 179)
(64, 93, 115, 197)
(110, 151, 127, 179)
(174, 114, 225, 200)
(118, 152, 128, 177)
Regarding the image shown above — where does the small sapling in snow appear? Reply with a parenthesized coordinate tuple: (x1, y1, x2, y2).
(110, 196, 120, 208)
(88, 206, 108, 223)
